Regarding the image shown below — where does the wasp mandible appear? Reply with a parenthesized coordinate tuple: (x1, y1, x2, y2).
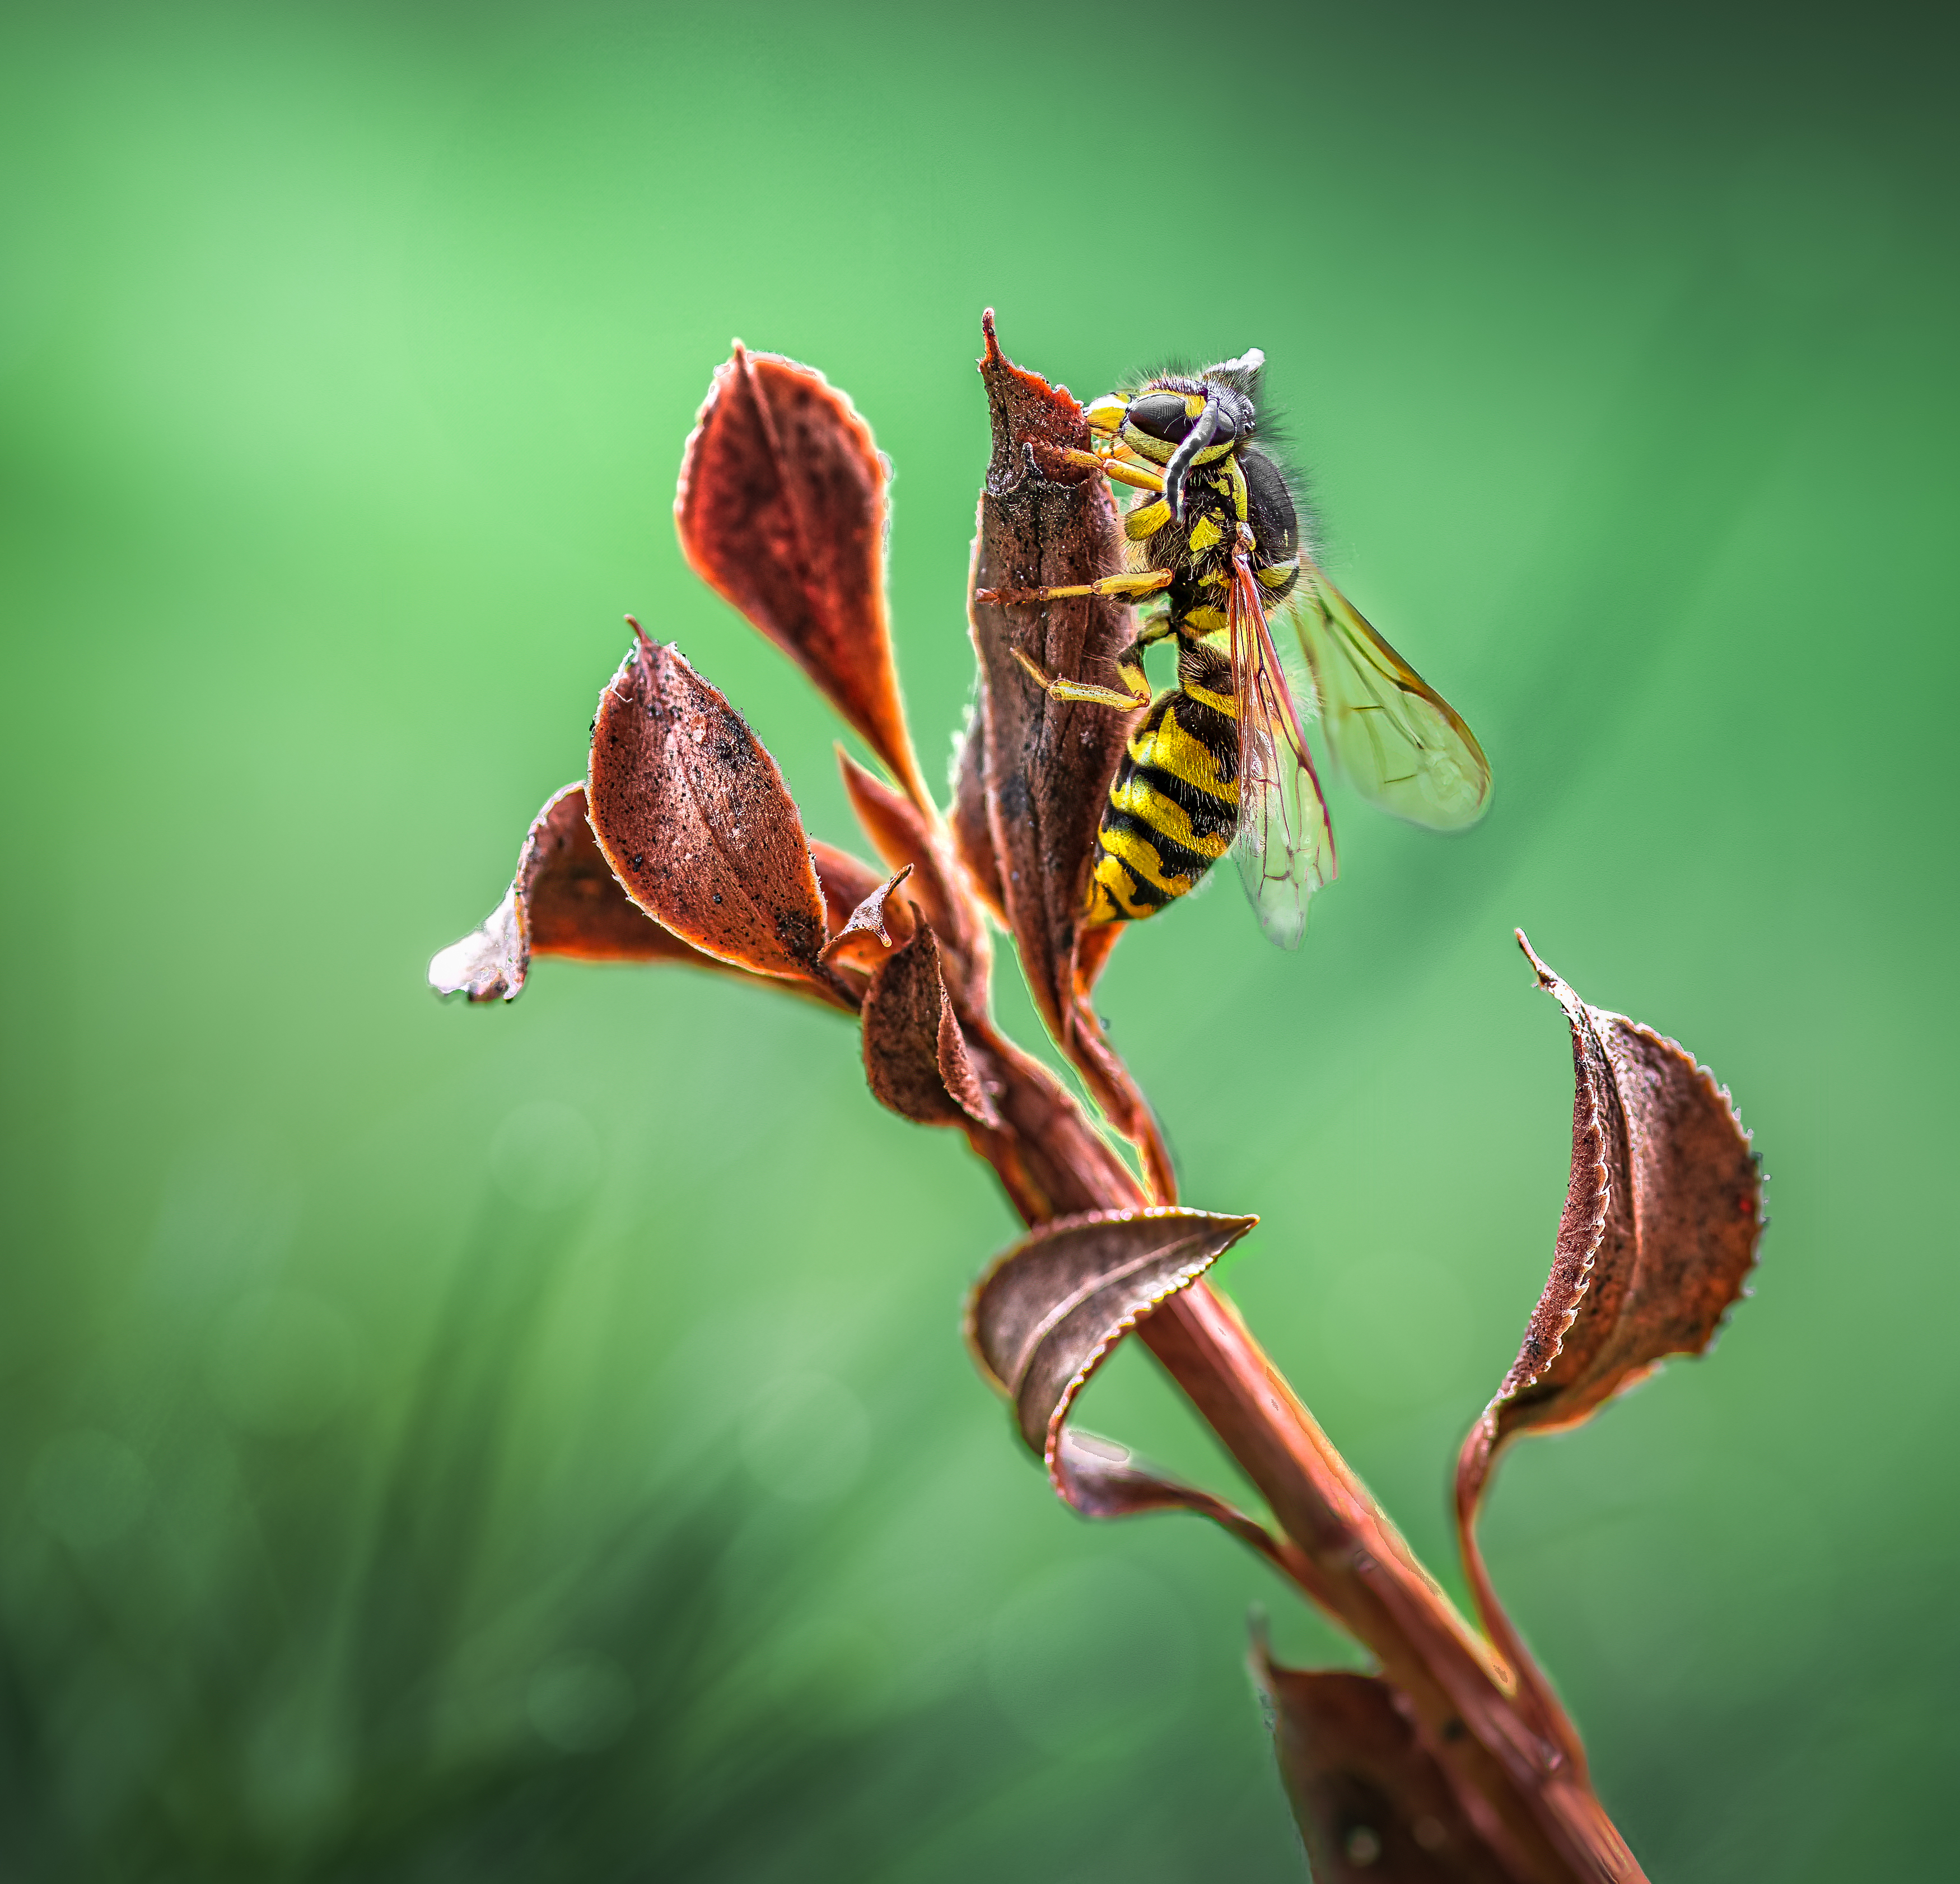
(978, 350, 1490, 948)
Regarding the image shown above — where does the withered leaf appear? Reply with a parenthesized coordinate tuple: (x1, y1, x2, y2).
(969, 310, 1136, 1045)
(967, 1208, 1285, 1547)
(820, 864, 916, 973)
(1451, 935, 1760, 1771)
(1458, 934, 1762, 1512)
(969, 314, 1170, 1196)
(430, 783, 885, 1013)
(1252, 1652, 1523, 1884)
(809, 840, 890, 942)
(861, 923, 996, 1127)
(675, 344, 932, 810)
(838, 749, 990, 1010)
(588, 628, 833, 985)
(950, 703, 1006, 924)
(430, 782, 738, 1002)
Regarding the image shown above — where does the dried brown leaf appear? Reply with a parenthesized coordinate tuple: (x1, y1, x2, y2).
(675, 344, 931, 810)
(587, 627, 836, 990)
(819, 863, 916, 973)
(809, 840, 890, 942)
(969, 311, 1168, 1193)
(861, 922, 996, 1128)
(969, 311, 1132, 1035)
(1453, 933, 1761, 1765)
(838, 749, 990, 1008)
(1459, 934, 1762, 1505)
(430, 783, 887, 1012)
(429, 782, 704, 1002)
(967, 1208, 1287, 1550)
(1252, 1653, 1525, 1883)
(950, 705, 1006, 924)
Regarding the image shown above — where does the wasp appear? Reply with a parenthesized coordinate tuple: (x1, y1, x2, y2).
(978, 350, 1490, 948)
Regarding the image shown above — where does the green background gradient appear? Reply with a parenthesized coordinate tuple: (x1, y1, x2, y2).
(3, 2, 1953, 1876)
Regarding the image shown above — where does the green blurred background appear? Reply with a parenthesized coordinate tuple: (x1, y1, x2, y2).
(2, 1, 1953, 1876)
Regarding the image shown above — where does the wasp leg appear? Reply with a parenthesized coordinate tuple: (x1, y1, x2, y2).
(976, 568, 1174, 608)
(1011, 648, 1147, 709)
(1044, 445, 1168, 496)
(1010, 616, 1170, 710)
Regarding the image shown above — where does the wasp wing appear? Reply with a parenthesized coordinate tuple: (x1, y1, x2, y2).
(1230, 558, 1336, 950)
(1289, 558, 1491, 830)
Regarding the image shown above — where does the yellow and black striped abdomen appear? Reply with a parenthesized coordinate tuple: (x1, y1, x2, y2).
(1088, 679, 1240, 925)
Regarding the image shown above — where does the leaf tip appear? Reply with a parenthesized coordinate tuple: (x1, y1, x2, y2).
(427, 888, 523, 1004)
(1515, 927, 1557, 988)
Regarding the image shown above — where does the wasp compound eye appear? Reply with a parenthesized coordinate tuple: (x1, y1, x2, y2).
(1126, 393, 1197, 444)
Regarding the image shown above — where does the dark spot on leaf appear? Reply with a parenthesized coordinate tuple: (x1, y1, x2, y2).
(773, 907, 820, 962)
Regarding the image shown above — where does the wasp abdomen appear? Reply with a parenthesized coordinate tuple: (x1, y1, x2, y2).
(1087, 685, 1240, 925)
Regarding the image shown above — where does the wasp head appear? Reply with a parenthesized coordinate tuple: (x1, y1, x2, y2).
(1086, 355, 1263, 522)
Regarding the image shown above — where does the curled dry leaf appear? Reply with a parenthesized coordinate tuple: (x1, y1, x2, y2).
(967, 1208, 1284, 1551)
(428, 782, 891, 1011)
(1458, 934, 1761, 1499)
(819, 864, 916, 973)
(428, 782, 709, 1002)
(675, 344, 932, 811)
(589, 628, 836, 990)
(839, 750, 990, 1009)
(969, 312, 1173, 1196)
(1252, 1650, 1522, 1884)
(861, 923, 996, 1128)
(1454, 933, 1761, 1761)
(950, 706, 1006, 924)
(808, 840, 890, 947)
(969, 310, 1135, 1035)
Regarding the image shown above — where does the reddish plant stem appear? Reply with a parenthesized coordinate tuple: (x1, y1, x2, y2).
(950, 941, 1637, 1875)
(1458, 1469, 1593, 1778)
(1138, 1284, 1645, 1884)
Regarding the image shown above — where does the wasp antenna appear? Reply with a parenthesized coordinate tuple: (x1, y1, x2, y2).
(1162, 385, 1222, 522)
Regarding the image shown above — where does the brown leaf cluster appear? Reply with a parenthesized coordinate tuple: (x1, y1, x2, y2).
(431, 323, 1145, 1225)
(431, 321, 1764, 1884)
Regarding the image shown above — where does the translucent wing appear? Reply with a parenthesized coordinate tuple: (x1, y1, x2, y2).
(1229, 556, 1336, 950)
(1287, 557, 1491, 830)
